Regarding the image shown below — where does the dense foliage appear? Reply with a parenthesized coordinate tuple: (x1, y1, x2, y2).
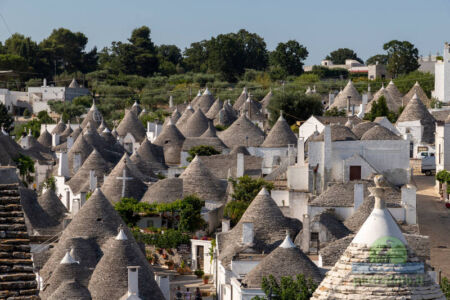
(0, 103, 14, 132)
(363, 95, 400, 123)
(133, 228, 191, 249)
(187, 145, 220, 162)
(324, 107, 346, 117)
(13, 154, 35, 187)
(252, 274, 318, 300)
(268, 90, 323, 126)
(224, 175, 273, 226)
(383, 40, 420, 77)
(440, 277, 450, 299)
(326, 48, 363, 64)
(114, 195, 205, 232)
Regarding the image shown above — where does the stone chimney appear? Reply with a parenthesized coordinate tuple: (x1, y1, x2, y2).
(301, 214, 310, 253)
(236, 153, 244, 178)
(57, 151, 69, 178)
(297, 137, 305, 165)
(242, 222, 254, 245)
(169, 95, 174, 108)
(328, 93, 335, 106)
(52, 133, 60, 147)
(346, 96, 351, 113)
(43, 78, 47, 87)
(353, 183, 364, 210)
(89, 170, 97, 191)
(222, 219, 230, 232)
(401, 184, 417, 225)
(73, 153, 82, 173)
(122, 266, 141, 300)
(66, 135, 74, 150)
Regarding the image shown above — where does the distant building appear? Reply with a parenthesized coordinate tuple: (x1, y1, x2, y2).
(28, 78, 90, 112)
(304, 59, 368, 74)
(418, 54, 439, 73)
(368, 63, 388, 80)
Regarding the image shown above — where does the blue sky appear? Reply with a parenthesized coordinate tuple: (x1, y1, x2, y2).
(0, 0, 449, 64)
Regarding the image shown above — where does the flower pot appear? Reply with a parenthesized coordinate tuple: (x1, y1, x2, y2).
(445, 202, 450, 209)
(203, 277, 209, 284)
(168, 264, 174, 270)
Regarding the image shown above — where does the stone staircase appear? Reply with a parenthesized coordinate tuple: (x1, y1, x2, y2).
(0, 182, 40, 299)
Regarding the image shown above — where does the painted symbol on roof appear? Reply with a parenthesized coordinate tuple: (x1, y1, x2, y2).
(369, 236, 407, 264)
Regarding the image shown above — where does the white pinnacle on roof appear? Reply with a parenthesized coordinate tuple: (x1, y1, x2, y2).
(279, 233, 296, 248)
(278, 110, 285, 121)
(203, 87, 211, 95)
(90, 99, 97, 111)
(197, 90, 201, 97)
(115, 228, 128, 241)
(187, 103, 193, 110)
(103, 127, 111, 133)
(352, 175, 407, 246)
(1, 126, 8, 135)
(60, 250, 79, 264)
(258, 186, 269, 196)
(243, 87, 248, 94)
(132, 101, 138, 107)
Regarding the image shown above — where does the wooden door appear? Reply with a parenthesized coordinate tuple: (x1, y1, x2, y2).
(196, 245, 204, 270)
(349, 166, 361, 181)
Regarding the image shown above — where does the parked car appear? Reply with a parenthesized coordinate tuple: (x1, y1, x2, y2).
(421, 153, 436, 176)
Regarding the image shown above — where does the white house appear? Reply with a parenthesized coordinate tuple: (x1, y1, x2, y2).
(28, 78, 90, 113)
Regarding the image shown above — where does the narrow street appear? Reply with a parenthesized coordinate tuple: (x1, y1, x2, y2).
(415, 175, 450, 279)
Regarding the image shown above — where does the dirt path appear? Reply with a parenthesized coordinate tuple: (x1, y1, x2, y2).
(415, 175, 450, 279)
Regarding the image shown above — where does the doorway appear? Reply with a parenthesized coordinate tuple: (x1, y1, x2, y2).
(349, 166, 362, 181)
(196, 245, 204, 270)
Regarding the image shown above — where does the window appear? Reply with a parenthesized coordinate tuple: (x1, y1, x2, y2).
(349, 166, 362, 181)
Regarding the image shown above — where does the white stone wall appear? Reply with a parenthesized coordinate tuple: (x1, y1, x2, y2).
(191, 239, 213, 274)
(433, 43, 450, 102)
(299, 117, 325, 140)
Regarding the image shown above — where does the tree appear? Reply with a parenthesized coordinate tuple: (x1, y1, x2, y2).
(366, 54, 388, 66)
(268, 90, 323, 126)
(224, 175, 273, 226)
(178, 195, 205, 232)
(235, 29, 268, 71)
(40, 28, 94, 75)
(383, 40, 419, 77)
(0, 103, 14, 132)
(364, 95, 398, 123)
(326, 48, 363, 64)
(187, 145, 220, 162)
(440, 277, 450, 299)
(114, 197, 141, 227)
(183, 41, 209, 73)
(14, 154, 35, 187)
(270, 40, 308, 76)
(252, 274, 317, 300)
(324, 107, 346, 117)
(0, 54, 28, 72)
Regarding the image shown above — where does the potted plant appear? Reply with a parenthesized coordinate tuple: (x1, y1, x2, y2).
(167, 260, 175, 270)
(202, 274, 209, 284)
(194, 269, 204, 279)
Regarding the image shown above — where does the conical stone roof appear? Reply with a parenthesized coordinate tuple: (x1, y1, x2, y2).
(330, 80, 362, 109)
(206, 98, 223, 119)
(171, 108, 181, 124)
(38, 188, 68, 223)
(81, 100, 102, 129)
(52, 120, 67, 135)
(131, 138, 166, 172)
(48, 279, 91, 300)
(180, 156, 226, 202)
(68, 134, 94, 176)
(233, 87, 248, 110)
(239, 97, 264, 121)
(262, 114, 297, 147)
(67, 149, 112, 195)
(352, 122, 377, 139)
(96, 118, 109, 134)
(361, 125, 401, 141)
(386, 80, 403, 100)
(242, 234, 323, 287)
(175, 104, 194, 129)
(40, 189, 127, 282)
(214, 101, 237, 127)
(68, 78, 80, 88)
(311, 175, 445, 299)
(403, 81, 431, 107)
(397, 93, 435, 144)
(38, 127, 52, 148)
(101, 154, 148, 203)
(60, 122, 73, 138)
(130, 101, 142, 116)
(194, 87, 215, 113)
(218, 188, 301, 267)
(260, 89, 273, 110)
(141, 178, 184, 204)
(218, 114, 265, 148)
(365, 86, 402, 113)
(179, 108, 209, 137)
(116, 110, 146, 142)
(153, 120, 185, 165)
(87, 230, 164, 300)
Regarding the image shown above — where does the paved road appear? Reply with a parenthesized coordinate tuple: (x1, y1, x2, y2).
(415, 175, 450, 279)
